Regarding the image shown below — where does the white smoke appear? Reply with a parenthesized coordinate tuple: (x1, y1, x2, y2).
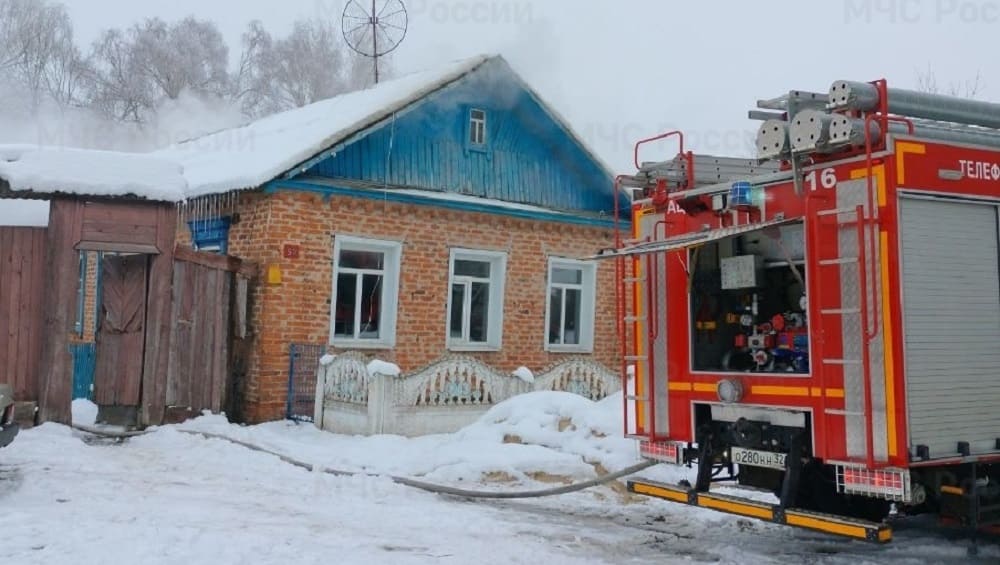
(0, 86, 246, 152)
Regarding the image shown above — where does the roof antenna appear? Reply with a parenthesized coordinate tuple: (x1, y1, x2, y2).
(342, 0, 409, 85)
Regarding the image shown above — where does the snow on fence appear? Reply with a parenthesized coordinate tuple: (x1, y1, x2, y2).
(313, 353, 620, 437)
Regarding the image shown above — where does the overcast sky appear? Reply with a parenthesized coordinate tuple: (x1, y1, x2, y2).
(39, 0, 1000, 171)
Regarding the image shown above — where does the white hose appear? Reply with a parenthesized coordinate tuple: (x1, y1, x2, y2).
(70, 424, 657, 499)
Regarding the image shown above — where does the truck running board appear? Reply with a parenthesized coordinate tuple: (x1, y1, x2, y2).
(628, 478, 892, 543)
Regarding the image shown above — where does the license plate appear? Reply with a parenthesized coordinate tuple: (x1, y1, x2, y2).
(730, 447, 787, 471)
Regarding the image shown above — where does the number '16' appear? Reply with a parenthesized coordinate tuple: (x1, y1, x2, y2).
(805, 167, 837, 191)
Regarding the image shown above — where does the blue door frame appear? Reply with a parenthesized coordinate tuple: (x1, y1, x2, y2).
(71, 343, 96, 400)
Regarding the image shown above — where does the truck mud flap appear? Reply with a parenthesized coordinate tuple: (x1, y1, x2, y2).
(628, 478, 892, 543)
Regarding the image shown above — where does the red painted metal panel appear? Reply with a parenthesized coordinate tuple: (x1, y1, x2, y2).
(895, 137, 1000, 198)
(880, 152, 911, 469)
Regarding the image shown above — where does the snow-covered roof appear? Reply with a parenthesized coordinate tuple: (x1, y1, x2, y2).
(0, 145, 187, 200)
(0, 54, 613, 208)
(154, 55, 494, 198)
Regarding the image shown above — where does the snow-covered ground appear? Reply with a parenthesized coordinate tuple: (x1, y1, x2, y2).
(2, 392, 995, 564)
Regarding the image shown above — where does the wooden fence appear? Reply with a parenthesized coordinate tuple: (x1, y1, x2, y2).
(0, 227, 46, 401)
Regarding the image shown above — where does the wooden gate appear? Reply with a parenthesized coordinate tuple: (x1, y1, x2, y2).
(163, 247, 252, 422)
(0, 227, 46, 402)
(93, 254, 149, 414)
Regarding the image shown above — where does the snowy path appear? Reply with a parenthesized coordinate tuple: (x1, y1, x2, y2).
(2, 425, 995, 565)
(2, 425, 641, 565)
(3, 391, 998, 565)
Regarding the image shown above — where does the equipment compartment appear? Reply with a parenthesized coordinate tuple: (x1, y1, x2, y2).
(690, 221, 809, 374)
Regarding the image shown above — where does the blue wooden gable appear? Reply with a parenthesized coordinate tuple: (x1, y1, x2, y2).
(282, 57, 624, 221)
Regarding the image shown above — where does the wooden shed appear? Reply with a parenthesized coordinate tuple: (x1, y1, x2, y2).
(0, 173, 255, 428)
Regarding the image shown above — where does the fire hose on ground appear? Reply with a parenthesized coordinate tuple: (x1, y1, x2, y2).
(68, 423, 658, 499)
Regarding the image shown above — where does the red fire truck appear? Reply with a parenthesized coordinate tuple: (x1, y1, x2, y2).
(596, 79, 1000, 547)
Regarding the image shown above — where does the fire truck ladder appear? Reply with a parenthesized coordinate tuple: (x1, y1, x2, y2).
(612, 173, 651, 441)
(809, 115, 911, 470)
(615, 132, 690, 443)
(810, 197, 881, 470)
(618, 238, 663, 441)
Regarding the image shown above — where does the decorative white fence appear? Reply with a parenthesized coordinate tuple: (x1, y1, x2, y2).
(314, 353, 621, 437)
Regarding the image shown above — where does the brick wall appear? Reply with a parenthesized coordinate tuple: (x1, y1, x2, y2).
(70, 251, 100, 345)
(175, 222, 192, 248)
(213, 189, 624, 423)
(82, 251, 98, 342)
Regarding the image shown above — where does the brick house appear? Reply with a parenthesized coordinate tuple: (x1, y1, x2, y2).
(158, 54, 628, 423)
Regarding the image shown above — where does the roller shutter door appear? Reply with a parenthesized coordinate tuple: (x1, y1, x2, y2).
(899, 196, 1000, 458)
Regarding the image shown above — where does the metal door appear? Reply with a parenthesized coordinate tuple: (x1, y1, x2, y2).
(899, 196, 1000, 458)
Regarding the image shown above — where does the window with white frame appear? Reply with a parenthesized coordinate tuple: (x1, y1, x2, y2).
(447, 248, 506, 350)
(330, 236, 402, 347)
(546, 258, 597, 352)
(469, 108, 486, 145)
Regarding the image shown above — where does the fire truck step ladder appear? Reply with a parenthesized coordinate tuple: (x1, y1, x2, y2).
(624, 343, 656, 438)
(628, 478, 892, 543)
(618, 241, 661, 441)
(624, 355, 655, 439)
(810, 202, 881, 469)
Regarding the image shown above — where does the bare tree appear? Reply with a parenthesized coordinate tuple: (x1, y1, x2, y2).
(0, 0, 35, 71)
(0, 0, 87, 110)
(130, 16, 229, 100)
(41, 37, 89, 107)
(85, 16, 229, 123)
(231, 20, 273, 117)
(2, 4, 392, 137)
(915, 64, 984, 99)
(85, 28, 153, 123)
(233, 18, 378, 117)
